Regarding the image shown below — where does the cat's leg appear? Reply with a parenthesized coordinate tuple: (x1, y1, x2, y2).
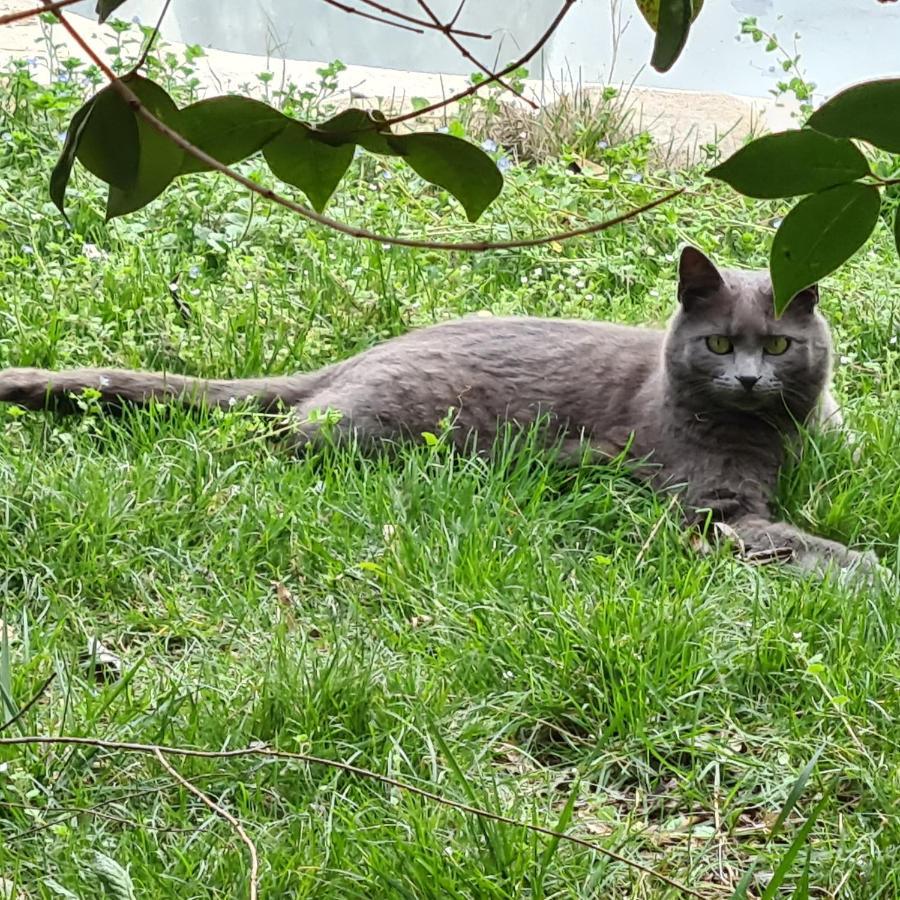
(726, 514, 894, 587)
(554, 435, 623, 466)
(284, 392, 399, 454)
(814, 389, 844, 433)
(811, 388, 866, 463)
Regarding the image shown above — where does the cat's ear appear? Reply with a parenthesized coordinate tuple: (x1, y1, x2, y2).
(783, 284, 819, 315)
(678, 245, 723, 308)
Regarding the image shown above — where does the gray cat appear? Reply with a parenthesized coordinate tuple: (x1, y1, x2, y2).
(0, 246, 890, 583)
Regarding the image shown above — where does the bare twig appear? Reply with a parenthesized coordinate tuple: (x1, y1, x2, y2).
(7, 773, 224, 843)
(0, 0, 80, 26)
(153, 747, 260, 900)
(635, 494, 680, 565)
(1, 798, 194, 837)
(40, 0, 680, 249)
(132, 0, 174, 71)
(384, 0, 577, 127)
(320, 0, 424, 35)
(0, 734, 711, 898)
(357, 0, 490, 38)
(415, 0, 533, 107)
(448, 0, 467, 29)
(0, 673, 57, 734)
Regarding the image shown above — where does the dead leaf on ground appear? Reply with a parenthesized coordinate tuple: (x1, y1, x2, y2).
(273, 581, 322, 637)
(273, 580, 297, 625)
(82, 638, 123, 683)
(493, 742, 537, 776)
(0, 620, 17, 645)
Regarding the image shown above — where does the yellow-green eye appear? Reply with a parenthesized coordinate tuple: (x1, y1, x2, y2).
(706, 335, 733, 355)
(764, 336, 790, 355)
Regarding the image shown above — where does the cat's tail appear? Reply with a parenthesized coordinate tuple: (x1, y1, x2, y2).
(0, 366, 316, 413)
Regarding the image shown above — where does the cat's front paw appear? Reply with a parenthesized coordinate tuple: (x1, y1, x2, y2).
(833, 549, 897, 593)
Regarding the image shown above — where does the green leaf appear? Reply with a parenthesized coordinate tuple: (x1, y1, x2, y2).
(651, 0, 693, 73)
(263, 121, 355, 212)
(761, 793, 828, 900)
(807, 78, 900, 153)
(178, 96, 288, 174)
(792, 848, 812, 900)
(76, 84, 140, 190)
(894, 208, 900, 262)
(91, 851, 136, 900)
(312, 108, 398, 156)
(49, 97, 96, 218)
(771, 182, 881, 315)
(392, 132, 502, 221)
(769, 747, 822, 842)
(105, 75, 184, 220)
(728, 864, 758, 900)
(95, 0, 130, 23)
(708, 130, 870, 199)
(536, 778, 579, 888)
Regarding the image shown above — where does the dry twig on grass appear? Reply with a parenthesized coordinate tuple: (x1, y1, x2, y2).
(0, 733, 715, 898)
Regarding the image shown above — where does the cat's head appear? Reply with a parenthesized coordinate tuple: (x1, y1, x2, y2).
(663, 246, 832, 419)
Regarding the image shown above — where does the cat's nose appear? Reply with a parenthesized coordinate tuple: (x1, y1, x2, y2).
(737, 374, 760, 392)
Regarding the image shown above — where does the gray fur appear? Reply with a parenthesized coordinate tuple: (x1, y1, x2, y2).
(0, 246, 889, 583)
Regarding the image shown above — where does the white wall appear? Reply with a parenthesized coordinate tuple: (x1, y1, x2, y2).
(71, 0, 900, 101)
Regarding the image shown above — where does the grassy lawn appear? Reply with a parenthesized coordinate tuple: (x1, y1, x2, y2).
(1, 30, 899, 899)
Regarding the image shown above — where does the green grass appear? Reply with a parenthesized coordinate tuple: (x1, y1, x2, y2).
(1, 29, 900, 899)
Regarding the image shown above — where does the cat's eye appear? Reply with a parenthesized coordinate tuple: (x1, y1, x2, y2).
(763, 336, 791, 355)
(705, 335, 733, 355)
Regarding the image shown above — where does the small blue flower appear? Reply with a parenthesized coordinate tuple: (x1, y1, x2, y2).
(56, 72, 70, 83)
(481, 138, 498, 153)
(596, 139, 609, 150)
(629, 172, 643, 183)
(21, 244, 34, 255)
(437, 126, 449, 134)
(1, 132, 11, 143)
(497, 155, 512, 173)
(189, 265, 201, 279)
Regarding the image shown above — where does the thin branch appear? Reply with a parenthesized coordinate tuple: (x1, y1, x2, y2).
(133, 0, 174, 71)
(320, 0, 424, 35)
(414, 0, 532, 107)
(448, 0, 467, 29)
(153, 747, 260, 900)
(635, 494, 680, 565)
(0, 0, 80, 26)
(0, 673, 56, 734)
(42, 0, 680, 250)
(383, 0, 577, 127)
(6, 773, 224, 843)
(0, 798, 194, 837)
(357, 0, 490, 39)
(43, 0, 116, 80)
(0, 734, 710, 898)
